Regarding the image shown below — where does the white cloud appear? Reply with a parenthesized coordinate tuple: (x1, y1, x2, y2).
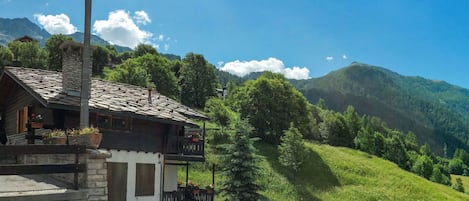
(158, 34, 164, 41)
(134, 10, 151, 25)
(34, 13, 77, 34)
(93, 10, 153, 48)
(163, 44, 169, 51)
(342, 54, 348, 59)
(217, 61, 224, 67)
(220, 57, 310, 80)
(326, 56, 334, 61)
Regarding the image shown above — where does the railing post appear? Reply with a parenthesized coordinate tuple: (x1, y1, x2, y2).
(74, 152, 79, 190)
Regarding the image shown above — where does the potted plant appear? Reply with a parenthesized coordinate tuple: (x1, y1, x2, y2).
(42, 130, 67, 145)
(68, 126, 102, 149)
(187, 180, 200, 194)
(30, 114, 44, 129)
(205, 184, 214, 194)
(189, 131, 200, 142)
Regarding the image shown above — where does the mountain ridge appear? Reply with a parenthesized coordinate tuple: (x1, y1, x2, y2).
(292, 62, 469, 154)
(0, 17, 131, 52)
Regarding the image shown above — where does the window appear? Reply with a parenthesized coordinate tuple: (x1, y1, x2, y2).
(135, 163, 155, 196)
(96, 114, 130, 131)
(17, 107, 28, 133)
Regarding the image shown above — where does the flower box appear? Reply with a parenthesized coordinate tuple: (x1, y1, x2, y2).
(69, 133, 102, 149)
(43, 137, 67, 145)
(31, 122, 43, 129)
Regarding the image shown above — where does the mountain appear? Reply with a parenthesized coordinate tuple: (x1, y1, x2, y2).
(191, 142, 469, 200)
(292, 62, 469, 155)
(66, 32, 131, 52)
(0, 17, 50, 46)
(0, 17, 131, 52)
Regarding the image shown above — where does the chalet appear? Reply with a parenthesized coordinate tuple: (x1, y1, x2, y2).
(0, 41, 212, 201)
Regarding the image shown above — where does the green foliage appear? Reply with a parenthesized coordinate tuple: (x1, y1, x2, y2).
(180, 52, 218, 108)
(383, 134, 409, 169)
(452, 178, 465, 193)
(133, 43, 157, 57)
(319, 111, 352, 147)
(92, 45, 110, 75)
(229, 72, 314, 144)
(45, 34, 72, 71)
(204, 97, 233, 128)
(454, 148, 469, 166)
(104, 59, 152, 87)
(103, 53, 180, 99)
(431, 164, 451, 185)
(220, 119, 261, 201)
(8, 40, 47, 68)
(278, 125, 306, 172)
(140, 54, 180, 99)
(344, 105, 361, 140)
(412, 155, 434, 179)
(449, 158, 466, 175)
(0, 45, 13, 68)
(404, 131, 419, 151)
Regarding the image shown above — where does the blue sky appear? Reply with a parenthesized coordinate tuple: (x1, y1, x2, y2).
(1, 0, 469, 87)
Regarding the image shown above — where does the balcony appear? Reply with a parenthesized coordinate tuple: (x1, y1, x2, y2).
(163, 187, 214, 201)
(166, 128, 205, 162)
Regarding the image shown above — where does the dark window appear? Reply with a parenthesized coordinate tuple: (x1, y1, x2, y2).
(97, 115, 111, 129)
(135, 163, 155, 196)
(97, 114, 130, 131)
(112, 117, 129, 130)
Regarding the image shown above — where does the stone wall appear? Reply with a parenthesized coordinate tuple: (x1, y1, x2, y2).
(21, 149, 111, 201)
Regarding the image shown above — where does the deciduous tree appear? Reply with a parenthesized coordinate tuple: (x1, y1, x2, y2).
(45, 34, 72, 71)
(180, 53, 217, 108)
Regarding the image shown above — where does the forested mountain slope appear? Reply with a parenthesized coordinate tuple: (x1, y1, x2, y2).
(291, 62, 469, 154)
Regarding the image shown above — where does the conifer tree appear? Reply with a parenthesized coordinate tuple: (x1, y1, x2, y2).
(278, 125, 306, 172)
(220, 119, 261, 201)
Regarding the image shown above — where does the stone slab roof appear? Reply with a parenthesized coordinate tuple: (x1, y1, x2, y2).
(3, 67, 207, 126)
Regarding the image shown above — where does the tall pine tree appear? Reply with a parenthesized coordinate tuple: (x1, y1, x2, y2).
(220, 119, 261, 201)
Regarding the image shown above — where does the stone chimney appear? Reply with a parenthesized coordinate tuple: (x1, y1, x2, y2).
(59, 41, 92, 97)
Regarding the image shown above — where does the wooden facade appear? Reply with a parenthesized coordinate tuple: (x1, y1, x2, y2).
(0, 66, 209, 201)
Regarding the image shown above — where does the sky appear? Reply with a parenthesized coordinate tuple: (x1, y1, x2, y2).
(1, 0, 469, 87)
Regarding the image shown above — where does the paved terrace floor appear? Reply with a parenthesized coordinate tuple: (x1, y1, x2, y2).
(0, 175, 87, 201)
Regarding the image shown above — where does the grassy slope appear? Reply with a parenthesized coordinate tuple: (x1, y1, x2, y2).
(452, 174, 469, 194)
(183, 142, 469, 201)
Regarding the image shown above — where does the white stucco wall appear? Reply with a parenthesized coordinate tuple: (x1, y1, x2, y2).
(106, 150, 164, 201)
(164, 164, 178, 192)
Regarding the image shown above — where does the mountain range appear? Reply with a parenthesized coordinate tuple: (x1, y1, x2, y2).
(0, 17, 131, 52)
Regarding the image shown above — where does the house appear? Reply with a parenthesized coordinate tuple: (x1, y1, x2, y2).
(0, 41, 212, 201)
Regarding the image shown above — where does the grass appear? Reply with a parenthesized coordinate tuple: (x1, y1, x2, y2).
(180, 141, 469, 201)
(451, 174, 469, 194)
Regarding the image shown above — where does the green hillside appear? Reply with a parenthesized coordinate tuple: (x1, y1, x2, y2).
(292, 62, 469, 155)
(184, 142, 469, 201)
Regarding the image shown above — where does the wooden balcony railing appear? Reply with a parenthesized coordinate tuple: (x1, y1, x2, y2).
(166, 128, 205, 160)
(163, 187, 214, 201)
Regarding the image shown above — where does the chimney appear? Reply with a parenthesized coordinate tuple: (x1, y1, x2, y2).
(59, 41, 92, 97)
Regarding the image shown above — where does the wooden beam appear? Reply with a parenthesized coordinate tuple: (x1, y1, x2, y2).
(0, 145, 86, 155)
(0, 164, 86, 175)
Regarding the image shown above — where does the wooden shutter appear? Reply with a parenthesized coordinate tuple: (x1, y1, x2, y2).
(107, 162, 128, 201)
(135, 163, 155, 196)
